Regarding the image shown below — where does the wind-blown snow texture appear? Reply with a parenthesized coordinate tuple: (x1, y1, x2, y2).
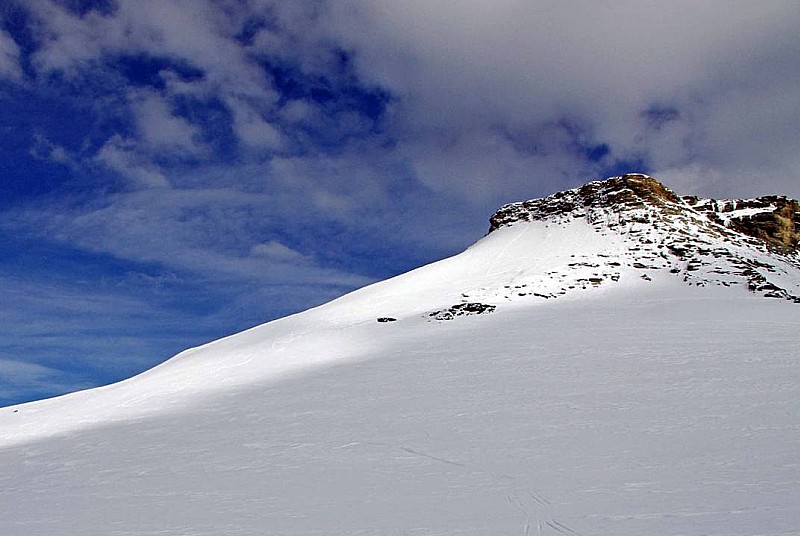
(1, 175, 799, 535)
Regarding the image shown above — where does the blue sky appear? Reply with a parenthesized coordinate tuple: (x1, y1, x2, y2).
(1, 0, 799, 406)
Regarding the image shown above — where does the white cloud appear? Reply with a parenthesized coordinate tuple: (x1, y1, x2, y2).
(250, 240, 309, 263)
(27, 0, 258, 88)
(0, 359, 77, 403)
(0, 276, 182, 403)
(30, 134, 79, 168)
(0, 30, 21, 80)
(654, 164, 728, 198)
(24, 0, 281, 154)
(227, 96, 284, 151)
(0, 359, 58, 384)
(1, 185, 371, 289)
(19, 0, 800, 202)
(94, 135, 171, 188)
(92, 89, 209, 189)
(321, 0, 800, 198)
(402, 126, 600, 204)
(129, 89, 205, 155)
(279, 99, 315, 124)
(268, 153, 390, 217)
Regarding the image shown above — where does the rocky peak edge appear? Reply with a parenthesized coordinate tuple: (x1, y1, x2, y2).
(487, 173, 800, 303)
(490, 173, 800, 250)
(683, 194, 800, 250)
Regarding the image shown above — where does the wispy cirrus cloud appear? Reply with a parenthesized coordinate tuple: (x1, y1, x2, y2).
(0, 359, 84, 406)
(0, 273, 180, 405)
(2, 186, 373, 288)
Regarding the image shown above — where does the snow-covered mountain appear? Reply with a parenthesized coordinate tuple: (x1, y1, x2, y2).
(488, 173, 800, 302)
(2, 174, 799, 536)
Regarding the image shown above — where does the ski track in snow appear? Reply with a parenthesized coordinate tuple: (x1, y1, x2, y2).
(337, 440, 575, 536)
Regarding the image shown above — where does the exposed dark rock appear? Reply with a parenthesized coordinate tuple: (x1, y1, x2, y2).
(377, 317, 397, 323)
(489, 174, 685, 232)
(685, 195, 800, 250)
(429, 302, 496, 321)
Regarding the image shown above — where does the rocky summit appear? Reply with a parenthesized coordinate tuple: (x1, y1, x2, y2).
(487, 173, 800, 303)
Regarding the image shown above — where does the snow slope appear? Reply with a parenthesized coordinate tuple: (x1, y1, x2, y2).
(0, 218, 637, 447)
(1, 176, 799, 535)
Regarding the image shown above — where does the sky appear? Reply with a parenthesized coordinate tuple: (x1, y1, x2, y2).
(1, 0, 799, 406)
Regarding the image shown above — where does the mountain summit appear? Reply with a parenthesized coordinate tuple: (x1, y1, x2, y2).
(491, 173, 799, 250)
(489, 173, 800, 302)
(2, 174, 799, 536)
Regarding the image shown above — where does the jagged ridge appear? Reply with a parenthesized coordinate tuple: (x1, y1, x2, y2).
(487, 173, 800, 303)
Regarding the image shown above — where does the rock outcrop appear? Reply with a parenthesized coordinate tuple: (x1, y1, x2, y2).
(683, 195, 800, 250)
(489, 174, 683, 231)
(486, 173, 800, 303)
(429, 302, 496, 321)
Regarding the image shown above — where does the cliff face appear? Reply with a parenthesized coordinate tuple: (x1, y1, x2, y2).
(684, 195, 800, 250)
(488, 174, 800, 303)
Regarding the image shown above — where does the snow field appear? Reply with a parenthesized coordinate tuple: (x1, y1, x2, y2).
(1, 214, 798, 535)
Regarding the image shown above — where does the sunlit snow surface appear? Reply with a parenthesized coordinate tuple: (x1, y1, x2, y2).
(1, 220, 799, 535)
